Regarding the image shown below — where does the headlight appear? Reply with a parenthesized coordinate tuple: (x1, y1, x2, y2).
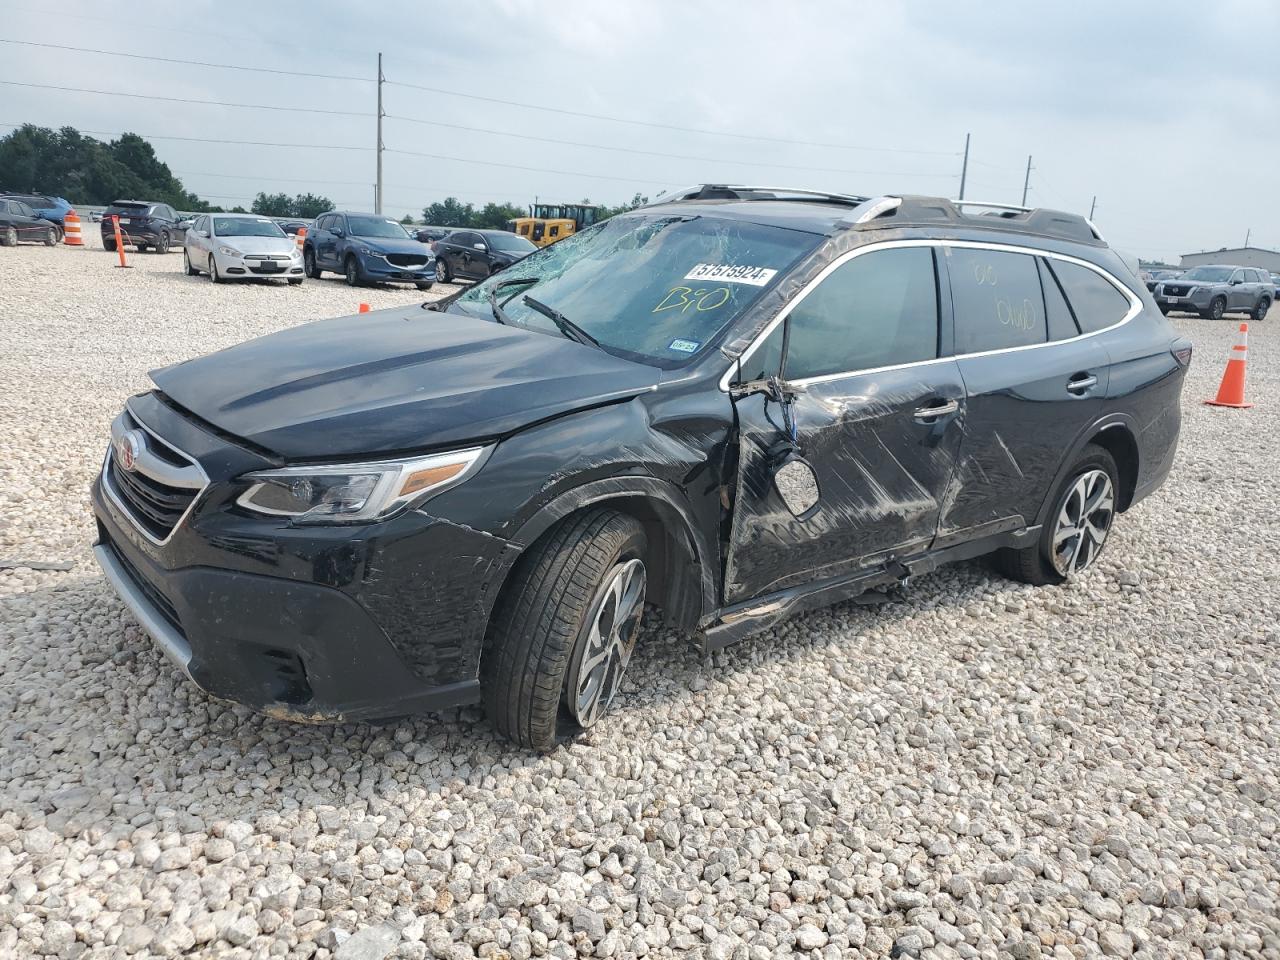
(236, 447, 489, 524)
(218, 245, 241, 256)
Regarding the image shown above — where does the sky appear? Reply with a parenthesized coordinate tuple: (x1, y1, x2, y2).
(2, 0, 1277, 263)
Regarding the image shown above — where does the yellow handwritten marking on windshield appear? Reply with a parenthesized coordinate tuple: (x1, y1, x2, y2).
(652, 285, 732, 314)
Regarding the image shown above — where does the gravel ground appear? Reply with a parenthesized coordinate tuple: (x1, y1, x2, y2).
(1, 239, 1278, 959)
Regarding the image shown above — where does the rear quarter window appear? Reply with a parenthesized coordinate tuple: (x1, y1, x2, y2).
(1047, 260, 1132, 333)
(948, 248, 1047, 353)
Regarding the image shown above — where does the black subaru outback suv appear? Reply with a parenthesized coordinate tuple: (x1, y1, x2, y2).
(92, 186, 1188, 750)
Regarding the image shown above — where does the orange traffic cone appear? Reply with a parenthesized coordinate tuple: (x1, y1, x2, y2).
(296, 226, 306, 250)
(358, 303, 370, 313)
(1205, 323, 1252, 409)
(63, 210, 84, 247)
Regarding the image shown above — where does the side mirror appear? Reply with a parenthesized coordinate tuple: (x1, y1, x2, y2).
(772, 449, 820, 519)
(333, 228, 345, 238)
(1229, 277, 1241, 285)
(473, 242, 486, 251)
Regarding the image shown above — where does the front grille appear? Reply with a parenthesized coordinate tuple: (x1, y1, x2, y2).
(106, 537, 184, 634)
(385, 253, 428, 268)
(1164, 284, 1191, 297)
(103, 411, 206, 543)
(244, 254, 290, 261)
(109, 456, 197, 540)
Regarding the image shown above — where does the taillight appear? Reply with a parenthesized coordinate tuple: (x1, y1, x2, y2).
(1172, 339, 1193, 366)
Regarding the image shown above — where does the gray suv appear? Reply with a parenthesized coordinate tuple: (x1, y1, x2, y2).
(1155, 265, 1272, 321)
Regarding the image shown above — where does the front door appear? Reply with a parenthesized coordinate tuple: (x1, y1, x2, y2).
(724, 244, 965, 603)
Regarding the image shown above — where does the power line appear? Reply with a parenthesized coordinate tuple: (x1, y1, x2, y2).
(0, 121, 372, 151)
(384, 78, 958, 157)
(384, 113, 956, 179)
(386, 148, 681, 186)
(0, 39, 372, 82)
(0, 80, 368, 118)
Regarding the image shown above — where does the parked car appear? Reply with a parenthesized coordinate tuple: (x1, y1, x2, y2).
(416, 226, 452, 244)
(433, 229, 536, 282)
(1154, 264, 1272, 320)
(275, 218, 314, 237)
(0, 197, 60, 245)
(1270, 273, 1280, 301)
(90, 186, 1188, 750)
(183, 213, 305, 285)
(303, 211, 435, 289)
(0, 193, 73, 239)
(1141, 268, 1182, 293)
(100, 201, 190, 253)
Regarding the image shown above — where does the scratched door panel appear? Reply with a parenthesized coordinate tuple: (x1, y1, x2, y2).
(724, 362, 965, 603)
(941, 337, 1111, 543)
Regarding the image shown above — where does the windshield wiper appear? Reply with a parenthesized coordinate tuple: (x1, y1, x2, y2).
(487, 276, 539, 325)
(522, 295, 600, 348)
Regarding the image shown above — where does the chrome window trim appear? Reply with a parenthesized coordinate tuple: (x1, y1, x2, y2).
(101, 411, 210, 547)
(718, 238, 1143, 392)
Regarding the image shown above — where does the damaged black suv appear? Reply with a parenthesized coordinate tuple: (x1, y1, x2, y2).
(93, 186, 1188, 750)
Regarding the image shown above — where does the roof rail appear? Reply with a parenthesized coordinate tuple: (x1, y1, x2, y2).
(843, 194, 1105, 245)
(648, 184, 871, 207)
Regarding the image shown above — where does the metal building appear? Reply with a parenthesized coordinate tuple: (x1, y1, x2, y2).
(1180, 246, 1280, 272)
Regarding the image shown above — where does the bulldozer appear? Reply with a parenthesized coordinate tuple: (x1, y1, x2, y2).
(507, 202, 600, 247)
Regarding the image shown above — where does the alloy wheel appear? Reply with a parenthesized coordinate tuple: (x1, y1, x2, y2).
(1050, 469, 1114, 576)
(566, 558, 646, 728)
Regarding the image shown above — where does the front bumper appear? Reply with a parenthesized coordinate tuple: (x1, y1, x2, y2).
(213, 249, 305, 279)
(90, 395, 512, 722)
(1155, 287, 1212, 311)
(103, 225, 162, 245)
(359, 253, 435, 284)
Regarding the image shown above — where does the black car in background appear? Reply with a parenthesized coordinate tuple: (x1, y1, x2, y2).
(434, 228, 536, 282)
(100, 201, 190, 253)
(416, 226, 452, 244)
(91, 186, 1188, 750)
(0, 197, 60, 245)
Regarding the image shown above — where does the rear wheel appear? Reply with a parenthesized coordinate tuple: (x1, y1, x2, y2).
(344, 256, 362, 287)
(483, 509, 648, 751)
(154, 233, 170, 254)
(103, 237, 116, 252)
(995, 444, 1118, 586)
(1253, 298, 1270, 322)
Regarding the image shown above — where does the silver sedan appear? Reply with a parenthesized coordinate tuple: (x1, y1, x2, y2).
(183, 213, 305, 285)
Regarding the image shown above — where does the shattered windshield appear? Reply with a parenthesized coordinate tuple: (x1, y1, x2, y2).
(453, 214, 818, 367)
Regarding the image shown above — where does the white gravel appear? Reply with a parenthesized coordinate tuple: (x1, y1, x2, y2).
(1, 239, 1279, 959)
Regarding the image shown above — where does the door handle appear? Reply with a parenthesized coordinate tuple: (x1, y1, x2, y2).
(1066, 374, 1098, 394)
(913, 398, 960, 421)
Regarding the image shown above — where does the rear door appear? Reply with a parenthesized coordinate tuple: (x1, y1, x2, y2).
(724, 244, 965, 602)
(938, 245, 1133, 543)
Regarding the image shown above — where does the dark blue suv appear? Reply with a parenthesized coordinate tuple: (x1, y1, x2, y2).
(303, 211, 435, 289)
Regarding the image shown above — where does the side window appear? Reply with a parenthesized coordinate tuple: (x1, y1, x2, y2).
(1048, 260, 1132, 333)
(17, 201, 35, 217)
(1229, 269, 1244, 284)
(783, 247, 939, 380)
(1037, 258, 1080, 341)
(549, 225, 560, 238)
(948, 248, 1046, 353)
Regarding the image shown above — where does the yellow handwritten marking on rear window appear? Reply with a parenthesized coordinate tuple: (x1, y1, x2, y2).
(653, 286, 732, 314)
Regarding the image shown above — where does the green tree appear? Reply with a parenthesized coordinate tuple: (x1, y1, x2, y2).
(251, 192, 294, 217)
(473, 201, 526, 230)
(292, 193, 334, 219)
(422, 197, 475, 227)
(400, 213, 415, 224)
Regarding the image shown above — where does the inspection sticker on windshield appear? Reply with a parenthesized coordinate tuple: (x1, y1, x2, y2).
(684, 263, 778, 286)
(668, 338, 701, 354)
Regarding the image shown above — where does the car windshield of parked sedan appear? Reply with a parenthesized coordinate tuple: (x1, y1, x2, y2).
(452, 214, 818, 367)
(487, 233, 537, 253)
(348, 216, 413, 239)
(1182, 266, 1234, 282)
(213, 217, 287, 238)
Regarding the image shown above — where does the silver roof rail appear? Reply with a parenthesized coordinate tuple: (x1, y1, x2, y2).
(850, 196, 902, 223)
(951, 199, 1032, 213)
(647, 184, 871, 206)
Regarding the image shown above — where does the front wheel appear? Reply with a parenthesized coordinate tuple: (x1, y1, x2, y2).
(184, 249, 199, 275)
(304, 247, 321, 279)
(43, 227, 57, 246)
(1203, 296, 1226, 320)
(209, 256, 222, 283)
(1253, 298, 1270, 322)
(483, 509, 648, 751)
(435, 258, 451, 283)
(995, 444, 1118, 586)
(344, 256, 362, 287)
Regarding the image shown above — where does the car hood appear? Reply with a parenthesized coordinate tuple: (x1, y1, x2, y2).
(149, 305, 661, 459)
(352, 235, 430, 255)
(216, 235, 296, 255)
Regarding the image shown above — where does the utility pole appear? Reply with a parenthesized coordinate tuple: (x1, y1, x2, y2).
(1021, 155, 1032, 207)
(958, 133, 970, 201)
(375, 52, 384, 215)
(1089, 196, 1097, 219)
(1245, 228, 1251, 247)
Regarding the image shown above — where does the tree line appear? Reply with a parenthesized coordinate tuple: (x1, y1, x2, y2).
(0, 124, 649, 226)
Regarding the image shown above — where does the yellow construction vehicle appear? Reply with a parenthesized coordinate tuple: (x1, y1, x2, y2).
(507, 202, 601, 247)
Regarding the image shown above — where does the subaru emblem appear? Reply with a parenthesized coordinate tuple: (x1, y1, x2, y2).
(116, 430, 144, 471)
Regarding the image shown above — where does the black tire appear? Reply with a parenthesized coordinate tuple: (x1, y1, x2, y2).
(344, 255, 362, 287)
(43, 226, 57, 246)
(435, 257, 451, 283)
(184, 249, 199, 276)
(304, 247, 321, 279)
(0, 226, 14, 246)
(136, 243, 148, 253)
(103, 237, 116, 252)
(154, 233, 170, 254)
(483, 509, 647, 751)
(1203, 296, 1226, 320)
(209, 256, 222, 284)
(415, 281, 433, 291)
(995, 444, 1119, 587)
(288, 278, 303, 286)
(1253, 298, 1270, 322)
